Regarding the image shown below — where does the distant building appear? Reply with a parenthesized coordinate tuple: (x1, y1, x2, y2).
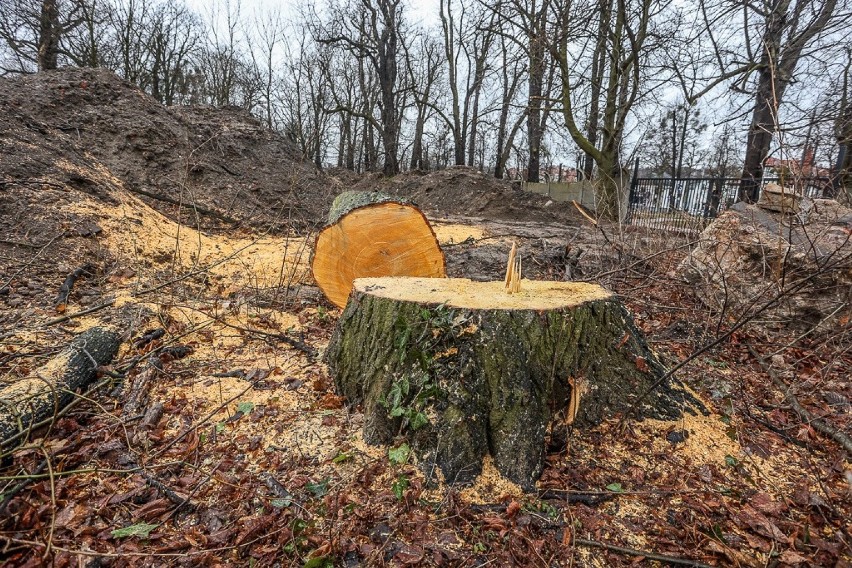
(764, 147, 830, 178)
(506, 165, 579, 182)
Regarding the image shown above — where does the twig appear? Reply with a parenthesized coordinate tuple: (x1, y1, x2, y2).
(142, 471, 196, 512)
(0, 460, 47, 515)
(574, 538, 714, 568)
(748, 345, 852, 454)
(126, 186, 240, 226)
(205, 313, 317, 358)
(44, 298, 116, 326)
(622, 251, 852, 422)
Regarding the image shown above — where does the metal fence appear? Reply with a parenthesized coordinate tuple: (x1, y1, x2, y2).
(625, 176, 833, 233)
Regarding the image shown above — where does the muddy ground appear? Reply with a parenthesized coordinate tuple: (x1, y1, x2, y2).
(1, 70, 850, 567)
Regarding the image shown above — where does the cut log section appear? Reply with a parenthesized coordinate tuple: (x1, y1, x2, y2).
(326, 277, 703, 490)
(0, 327, 121, 449)
(312, 191, 446, 308)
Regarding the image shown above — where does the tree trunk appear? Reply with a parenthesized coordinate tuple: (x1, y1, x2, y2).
(526, 36, 544, 183)
(312, 192, 446, 308)
(739, 67, 781, 203)
(0, 327, 121, 449)
(38, 0, 60, 71)
(327, 277, 703, 489)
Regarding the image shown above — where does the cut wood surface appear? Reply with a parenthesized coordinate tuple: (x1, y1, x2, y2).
(312, 191, 446, 308)
(0, 327, 121, 449)
(327, 277, 703, 489)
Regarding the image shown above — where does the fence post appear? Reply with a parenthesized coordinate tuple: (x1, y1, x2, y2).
(703, 176, 723, 221)
(829, 145, 846, 199)
(625, 158, 640, 224)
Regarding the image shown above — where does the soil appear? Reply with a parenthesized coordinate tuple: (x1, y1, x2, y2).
(0, 68, 334, 232)
(341, 165, 585, 225)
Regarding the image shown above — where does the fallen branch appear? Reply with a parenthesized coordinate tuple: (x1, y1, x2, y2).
(127, 186, 240, 226)
(0, 327, 121, 450)
(54, 266, 89, 313)
(748, 346, 852, 454)
(44, 298, 116, 327)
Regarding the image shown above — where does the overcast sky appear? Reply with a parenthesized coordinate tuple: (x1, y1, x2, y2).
(183, 0, 442, 28)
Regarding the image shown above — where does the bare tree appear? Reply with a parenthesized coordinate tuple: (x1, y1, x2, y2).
(493, 31, 526, 178)
(404, 34, 442, 170)
(0, 0, 93, 73)
(146, 2, 198, 105)
(318, 0, 406, 175)
(551, 0, 655, 219)
(735, 0, 845, 202)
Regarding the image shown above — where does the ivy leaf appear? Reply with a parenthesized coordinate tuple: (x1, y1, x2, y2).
(271, 498, 292, 508)
(606, 483, 624, 493)
(388, 443, 410, 466)
(408, 411, 428, 431)
(306, 479, 329, 498)
(392, 474, 410, 500)
(111, 523, 158, 539)
(236, 401, 255, 415)
(332, 452, 351, 464)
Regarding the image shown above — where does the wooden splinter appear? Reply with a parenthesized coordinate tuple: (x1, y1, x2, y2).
(504, 242, 522, 294)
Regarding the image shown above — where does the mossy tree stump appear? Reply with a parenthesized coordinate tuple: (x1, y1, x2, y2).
(312, 191, 446, 308)
(326, 277, 702, 489)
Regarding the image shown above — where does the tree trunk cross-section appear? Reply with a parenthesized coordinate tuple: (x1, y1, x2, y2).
(326, 277, 703, 490)
(0, 327, 121, 449)
(312, 192, 446, 308)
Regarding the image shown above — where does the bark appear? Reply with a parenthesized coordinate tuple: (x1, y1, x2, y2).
(55, 266, 88, 313)
(583, 1, 610, 180)
(0, 327, 121, 449)
(38, 0, 60, 71)
(326, 190, 405, 224)
(526, 17, 546, 183)
(326, 278, 702, 489)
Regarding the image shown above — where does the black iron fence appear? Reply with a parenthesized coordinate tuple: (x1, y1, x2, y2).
(625, 176, 834, 233)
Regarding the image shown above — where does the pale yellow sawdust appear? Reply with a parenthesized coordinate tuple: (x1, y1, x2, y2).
(432, 223, 486, 245)
(355, 277, 612, 310)
(192, 375, 301, 419)
(66, 189, 311, 290)
(0, 351, 70, 404)
(458, 456, 524, 502)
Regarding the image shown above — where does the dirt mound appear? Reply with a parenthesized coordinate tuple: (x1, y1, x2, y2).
(0, 96, 122, 319)
(0, 68, 334, 231)
(0, 91, 313, 325)
(341, 166, 583, 224)
(680, 200, 852, 330)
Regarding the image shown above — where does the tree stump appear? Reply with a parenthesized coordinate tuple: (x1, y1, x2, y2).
(326, 277, 703, 489)
(312, 192, 446, 308)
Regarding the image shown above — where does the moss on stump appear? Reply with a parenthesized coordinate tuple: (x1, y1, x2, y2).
(326, 277, 703, 490)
